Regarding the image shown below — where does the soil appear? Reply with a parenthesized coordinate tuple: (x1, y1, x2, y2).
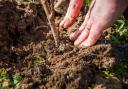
(0, 0, 128, 89)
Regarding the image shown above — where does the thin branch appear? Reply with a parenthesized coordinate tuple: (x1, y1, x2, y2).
(40, 0, 59, 46)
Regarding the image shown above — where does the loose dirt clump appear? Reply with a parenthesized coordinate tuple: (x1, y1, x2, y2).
(0, 0, 128, 89)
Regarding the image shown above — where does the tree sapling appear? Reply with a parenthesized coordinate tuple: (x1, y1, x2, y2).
(41, 0, 59, 46)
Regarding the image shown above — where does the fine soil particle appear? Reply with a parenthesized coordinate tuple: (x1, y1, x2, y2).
(0, 0, 128, 89)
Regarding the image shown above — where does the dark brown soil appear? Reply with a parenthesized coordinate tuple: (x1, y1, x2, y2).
(0, 0, 128, 89)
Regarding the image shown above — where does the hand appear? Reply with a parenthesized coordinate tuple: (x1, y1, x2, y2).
(60, 0, 128, 47)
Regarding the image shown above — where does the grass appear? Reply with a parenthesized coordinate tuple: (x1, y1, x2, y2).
(0, 68, 21, 89)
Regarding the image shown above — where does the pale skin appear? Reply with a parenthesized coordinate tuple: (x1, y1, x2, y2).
(60, 0, 128, 47)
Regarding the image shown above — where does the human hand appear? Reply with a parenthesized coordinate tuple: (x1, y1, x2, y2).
(60, 0, 128, 47)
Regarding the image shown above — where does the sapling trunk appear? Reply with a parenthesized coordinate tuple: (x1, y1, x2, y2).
(41, 0, 59, 46)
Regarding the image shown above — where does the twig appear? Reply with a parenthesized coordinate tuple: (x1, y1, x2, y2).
(40, 0, 59, 46)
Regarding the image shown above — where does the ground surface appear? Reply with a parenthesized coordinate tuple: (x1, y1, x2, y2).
(0, 0, 128, 89)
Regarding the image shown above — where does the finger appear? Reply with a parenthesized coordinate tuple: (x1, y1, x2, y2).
(64, 0, 84, 28)
(84, 0, 96, 23)
(69, 0, 96, 40)
(74, 28, 89, 46)
(69, 0, 96, 43)
(72, 18, 92, 45)
(60, 0, 83, 28)
(80, 23, 103, 47)
(69, 19, 87, 41)
(69, 7, 92, 41)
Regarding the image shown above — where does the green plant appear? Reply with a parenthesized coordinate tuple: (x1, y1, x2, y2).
(12, 73, 22, 87)
(0, 68, 7, 79)
(102, 68, 116, 79)
(85, 0, 92, 6)
(0, 68, 21, 89)
(112, 16, 128, 44)
(102, 61, 128, 79)
(34, 53, 45, 66)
